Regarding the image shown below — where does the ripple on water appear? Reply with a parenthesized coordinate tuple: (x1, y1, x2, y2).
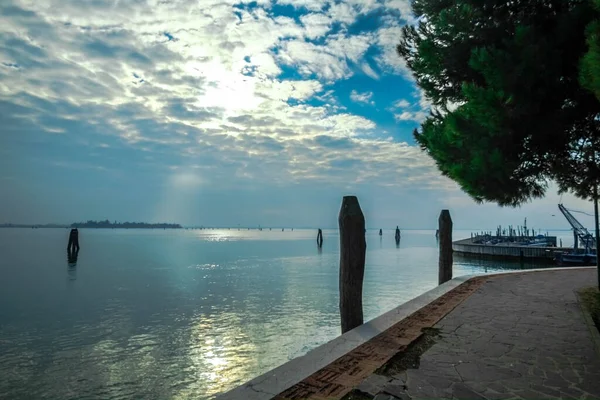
(0, 228, 567, 399)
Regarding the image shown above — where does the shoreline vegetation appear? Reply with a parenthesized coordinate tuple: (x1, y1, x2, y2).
(0, 220, 182, 229)
(71, 220, 182, 229)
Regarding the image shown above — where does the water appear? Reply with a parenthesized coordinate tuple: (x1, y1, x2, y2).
(0, 228, 573, 399)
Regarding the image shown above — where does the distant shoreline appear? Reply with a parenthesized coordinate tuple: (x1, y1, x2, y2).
(0, 225, 579, 231)
(0, 221, 182, 229)
(0, 225, 182, 229)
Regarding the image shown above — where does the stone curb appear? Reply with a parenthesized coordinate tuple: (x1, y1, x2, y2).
(216, 267, 595, 400)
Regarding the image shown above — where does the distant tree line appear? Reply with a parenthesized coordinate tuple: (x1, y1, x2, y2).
(71, 220, 182, 229)
(0, 223, 68, 228)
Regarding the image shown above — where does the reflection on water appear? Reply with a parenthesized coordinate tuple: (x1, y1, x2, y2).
(453, 254, 551, 274)
(0, 228, 570, 399)
(67, 248, 79, 281)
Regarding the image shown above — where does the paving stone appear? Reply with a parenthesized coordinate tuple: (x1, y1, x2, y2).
(556, 386, 586, 399)
(577, 378, 600, 397)
(405, 375, 450, 399)
(479, 342, 513, 358)
(455, 362, 522, 382)
(373, 394, 399, 400)
(355, 374, 391, 397)
(420, 375, 454, 390)
(450, 383, 487, 399)
(382, 382, 408, 398)
(389, 372, 407, 384)
(529, 383, 568, 398)
(486, 381, 508, 394)
(558, 390, 584, 400)
(461, 381, 490, 394)
(514, 388, 557, 400)
(382, 383, 411, 400)
(482, 389, 513, 400)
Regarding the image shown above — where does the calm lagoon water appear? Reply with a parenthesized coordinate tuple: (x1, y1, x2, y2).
(0, 228, 572, 399)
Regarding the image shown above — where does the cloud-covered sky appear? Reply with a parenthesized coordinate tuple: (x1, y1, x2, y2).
(0, 0, 595, 230)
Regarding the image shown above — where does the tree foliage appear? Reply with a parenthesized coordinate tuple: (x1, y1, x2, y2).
(581, 0, 600, 100)
(398, 0, 600, 205)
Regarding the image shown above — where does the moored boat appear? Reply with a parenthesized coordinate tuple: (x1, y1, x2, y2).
(554, 251, 597, 266)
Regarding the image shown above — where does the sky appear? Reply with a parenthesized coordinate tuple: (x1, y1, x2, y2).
(0, 0, 596, 230)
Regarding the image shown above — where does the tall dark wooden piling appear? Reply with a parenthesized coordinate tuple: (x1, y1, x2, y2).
(438, 210, 453, 285)
(67, 228, 80, 253)
(317, 228, 323, 248)
(67, 247, 79, 266)
(339, 196, 366, 334)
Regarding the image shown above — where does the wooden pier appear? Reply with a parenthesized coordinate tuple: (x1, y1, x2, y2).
(452, 235, 568, 262)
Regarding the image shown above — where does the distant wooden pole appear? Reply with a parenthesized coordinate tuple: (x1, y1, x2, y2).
(67, 228, 80, 253)
(339, 196, 366, 334)
(438, 210, 453, 285)
(317, 228, 323, 248)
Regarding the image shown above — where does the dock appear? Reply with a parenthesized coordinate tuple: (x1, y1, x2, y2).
(452, 235, 566, 262)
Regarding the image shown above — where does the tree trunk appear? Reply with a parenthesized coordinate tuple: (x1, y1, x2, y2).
(439, 210, 453, 285)
(339, 196, 366, 334)
(595, 186, 599, 290)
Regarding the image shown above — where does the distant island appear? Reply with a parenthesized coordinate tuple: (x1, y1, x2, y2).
(1, 220, 182, 229)
(0, 223, 69, 228)
(71, 220, 182, 229)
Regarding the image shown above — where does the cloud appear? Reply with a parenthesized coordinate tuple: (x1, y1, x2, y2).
(275, 0, 328, 12)
(361, 62, 380, 79)
(300, 13, 332, 39)
(0, 0, 469, 227)
(389, 89, 432, 123)
(373, 20, 414, 79)
(350, 90, 375, 105)
(327, 2, 359, 25)
(394, 110, 428, 123)
(393, 99, 410, 108)
(276, 33, 373, 81)
(383, 0, 414, 20)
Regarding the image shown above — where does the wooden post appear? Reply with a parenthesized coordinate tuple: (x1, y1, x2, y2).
(317, 228, 323, 248)
(339, 196, 366, 334)
(438, 210, 453, 285)
(67, 247, 79, 266)
(67, 228, 80, 253)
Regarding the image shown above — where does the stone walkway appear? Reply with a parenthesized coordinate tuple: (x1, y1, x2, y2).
(354, 269, 600, 400)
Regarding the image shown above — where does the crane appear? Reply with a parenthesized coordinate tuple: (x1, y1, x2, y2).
(558, 204, 596, 250)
